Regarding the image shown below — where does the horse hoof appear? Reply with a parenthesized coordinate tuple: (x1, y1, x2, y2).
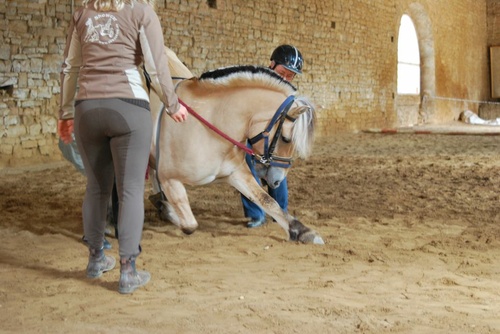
(181, 227, 196, 235)
(298, 231, 325, 244)
(313, 236, 325, 245)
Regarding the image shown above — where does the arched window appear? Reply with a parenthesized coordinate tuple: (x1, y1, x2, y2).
(397, 15, 420, 94)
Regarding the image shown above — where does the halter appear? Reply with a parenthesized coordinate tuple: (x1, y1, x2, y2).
(248, 95, 296, 168)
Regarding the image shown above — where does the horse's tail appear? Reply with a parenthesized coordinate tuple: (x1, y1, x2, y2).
(165, 46, 194, 79)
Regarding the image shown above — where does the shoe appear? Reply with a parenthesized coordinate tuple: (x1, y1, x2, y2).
(119, 258, 151, 294)
(86, 248, 116, 278)
(81, 235, 112, 250)
(103, 237, 112, 249)
(246, 217, 266, 228)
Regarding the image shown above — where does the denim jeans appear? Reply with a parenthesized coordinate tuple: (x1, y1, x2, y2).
(240, 149, 288, 220)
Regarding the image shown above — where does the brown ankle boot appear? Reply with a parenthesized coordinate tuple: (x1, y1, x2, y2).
(86, 248, 116, 278)
(118, 258, 151, 294)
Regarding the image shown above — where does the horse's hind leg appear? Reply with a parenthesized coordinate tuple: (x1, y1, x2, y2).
(161, 179, 199, 235)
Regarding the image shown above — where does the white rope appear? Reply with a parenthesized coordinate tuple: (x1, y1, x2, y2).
(430, 96, 500, 105)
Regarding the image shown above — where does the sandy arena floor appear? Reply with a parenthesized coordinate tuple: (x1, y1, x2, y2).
(1, 131, 500, 333)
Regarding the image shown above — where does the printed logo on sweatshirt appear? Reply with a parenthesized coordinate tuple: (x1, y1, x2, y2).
(84, 14, 120, 45)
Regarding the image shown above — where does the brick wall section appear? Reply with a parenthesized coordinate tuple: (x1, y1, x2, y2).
(156, 0, 400, 133)
(423, 1, 489, 121)
(0, 0, 71, 166)
(0, 0, 496, 167)
(486, 0, 500, 113)
(488, 0, 500, 46)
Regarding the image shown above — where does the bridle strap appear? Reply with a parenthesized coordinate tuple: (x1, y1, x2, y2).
(248, 95, 295, 146)
(248, 95, 296, 167)
(154, 106, 166, 201)
(267, 99, 294, 159)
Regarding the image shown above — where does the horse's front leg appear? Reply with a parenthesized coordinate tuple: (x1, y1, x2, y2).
(227, 170, 324, 245)
(160, 178, 199, 235)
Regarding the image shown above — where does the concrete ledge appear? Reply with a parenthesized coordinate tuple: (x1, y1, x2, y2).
(364, 121, 500, 135)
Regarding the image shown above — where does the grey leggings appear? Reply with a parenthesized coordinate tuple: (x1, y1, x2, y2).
(74, 98, 152, 259)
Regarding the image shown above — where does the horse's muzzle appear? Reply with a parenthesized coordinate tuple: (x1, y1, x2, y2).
(262, 165, 287, 189)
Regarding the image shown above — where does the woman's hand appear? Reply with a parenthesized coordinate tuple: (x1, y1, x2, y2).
(58, 119, 74, 144)
(170, 104, 188, 123)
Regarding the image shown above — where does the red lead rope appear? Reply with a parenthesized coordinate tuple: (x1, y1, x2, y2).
(178, 98, 255, 156)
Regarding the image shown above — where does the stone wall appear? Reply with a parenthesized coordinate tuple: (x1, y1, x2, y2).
(0, 0, 496, 167)
(0, 0, 70, 166)
(488, 0, 500, 46)
(486, 0, 500, 112)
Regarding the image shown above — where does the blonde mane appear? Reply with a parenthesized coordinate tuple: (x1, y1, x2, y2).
(197, 66, 296, 96)
(291, 96, 316, 159)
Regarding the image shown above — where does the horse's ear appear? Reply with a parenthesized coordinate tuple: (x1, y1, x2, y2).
(287, 105, 310, 120)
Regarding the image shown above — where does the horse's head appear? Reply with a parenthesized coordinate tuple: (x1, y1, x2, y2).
(193, 65, 316, 189)
(249, 96, 316, 189)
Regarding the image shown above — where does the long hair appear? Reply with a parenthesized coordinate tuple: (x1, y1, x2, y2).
(82, 0, 156, 11)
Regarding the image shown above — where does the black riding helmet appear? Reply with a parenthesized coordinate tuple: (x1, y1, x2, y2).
(270, 44, 303, 74)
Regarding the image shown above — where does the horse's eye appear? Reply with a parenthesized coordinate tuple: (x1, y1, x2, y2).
(281, 135, 291, 143)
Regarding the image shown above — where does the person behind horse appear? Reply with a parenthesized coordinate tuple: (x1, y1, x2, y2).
(58, 0, 188, 294)
(242, 44, 304, 228)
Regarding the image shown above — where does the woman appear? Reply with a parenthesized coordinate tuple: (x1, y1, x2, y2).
(58, 0, 187, 294)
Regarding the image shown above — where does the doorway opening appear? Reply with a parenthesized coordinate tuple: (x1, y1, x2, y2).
(397, 14, 420, 95)
(395, 4, 436, 127)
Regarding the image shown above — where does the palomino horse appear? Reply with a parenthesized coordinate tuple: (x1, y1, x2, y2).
(150, 55, 323, 244)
